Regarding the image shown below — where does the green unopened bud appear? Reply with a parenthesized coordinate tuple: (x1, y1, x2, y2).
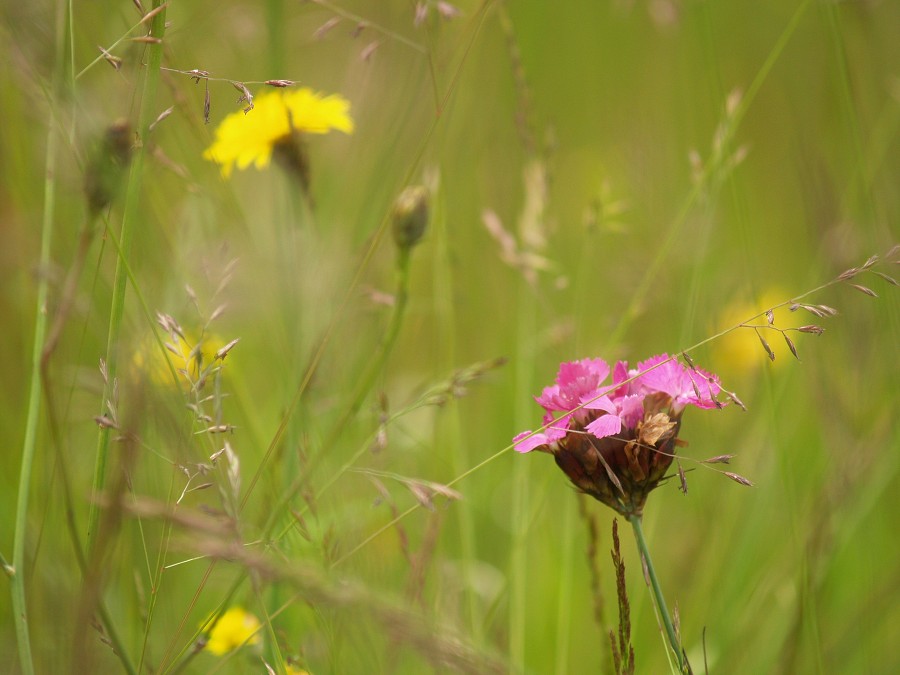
(84, 119, 133, 216)
(391, 185, 429, 250)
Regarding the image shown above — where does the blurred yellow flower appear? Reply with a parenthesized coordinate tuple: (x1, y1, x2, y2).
(709, 289, 803, 376)
(201, 606, 262, 656)
(203, 88, 354, 178)
(285, 665, 311, 675)
(133, 333, 224, 388)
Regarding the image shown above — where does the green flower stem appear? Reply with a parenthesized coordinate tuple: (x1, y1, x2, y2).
(629, 514, 688, 673)
(338, 246, 412, 430)
(87, 0, 167, 553)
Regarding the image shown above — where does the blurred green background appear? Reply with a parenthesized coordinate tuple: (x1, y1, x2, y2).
(1, 0, 898, 673)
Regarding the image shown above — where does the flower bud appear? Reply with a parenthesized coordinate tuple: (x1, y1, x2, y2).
(84, 119, 132, 216)
(391, 185, 429, 250)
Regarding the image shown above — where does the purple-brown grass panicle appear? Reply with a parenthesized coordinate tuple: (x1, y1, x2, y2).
(609, 519, 635, 675)
(513, 354, 726, 517)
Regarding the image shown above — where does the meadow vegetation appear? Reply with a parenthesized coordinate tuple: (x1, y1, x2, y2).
(1, 1, 898, 673)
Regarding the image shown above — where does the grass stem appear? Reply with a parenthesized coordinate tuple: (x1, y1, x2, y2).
(10, 0, 73, 669)
(347, 247, 412, 421)
(87, 0, 168, 553)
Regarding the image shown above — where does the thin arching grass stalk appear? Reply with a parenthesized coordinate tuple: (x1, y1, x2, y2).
(34, 157, 152, 675)
(75, 9, 171, 81)
(265, 353, 511, 545)
(309, 0, 427, 54)
(88, 0, 168, 554)
(329, 440, 509, 568)
(265, 359, 449, 546)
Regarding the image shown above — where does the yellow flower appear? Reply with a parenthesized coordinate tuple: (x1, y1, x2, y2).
(285, 665, 311, 675)
(133, 333, 224, 388)
(203, 88, 354, 178)
(201, 606, 262, 656)
(709, 288, 803, 376)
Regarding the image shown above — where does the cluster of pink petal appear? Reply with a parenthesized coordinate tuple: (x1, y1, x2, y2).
(513, 354, 722, 453)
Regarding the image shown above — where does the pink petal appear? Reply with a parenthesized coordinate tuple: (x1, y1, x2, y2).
(618, 394, 645, 428)
(586, 414, 622, 439)
(512, 430, 545, 453)
(582, 393, 616, 412)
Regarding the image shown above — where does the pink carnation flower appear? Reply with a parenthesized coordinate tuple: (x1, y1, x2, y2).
(514, 354, 721, 453)
(512, 353, 728, 516)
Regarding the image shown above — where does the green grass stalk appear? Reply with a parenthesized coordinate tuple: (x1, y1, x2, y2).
(11, 94, 54, 675)
(87, 1, 168, 553)
(552, 503, 576, 674)
(822, 1, 875, 230)
(345, 246, 413, 422)
(431, 184, 483, 642)
(509, 281, 537, 670)
(10, 0, 74, 669)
